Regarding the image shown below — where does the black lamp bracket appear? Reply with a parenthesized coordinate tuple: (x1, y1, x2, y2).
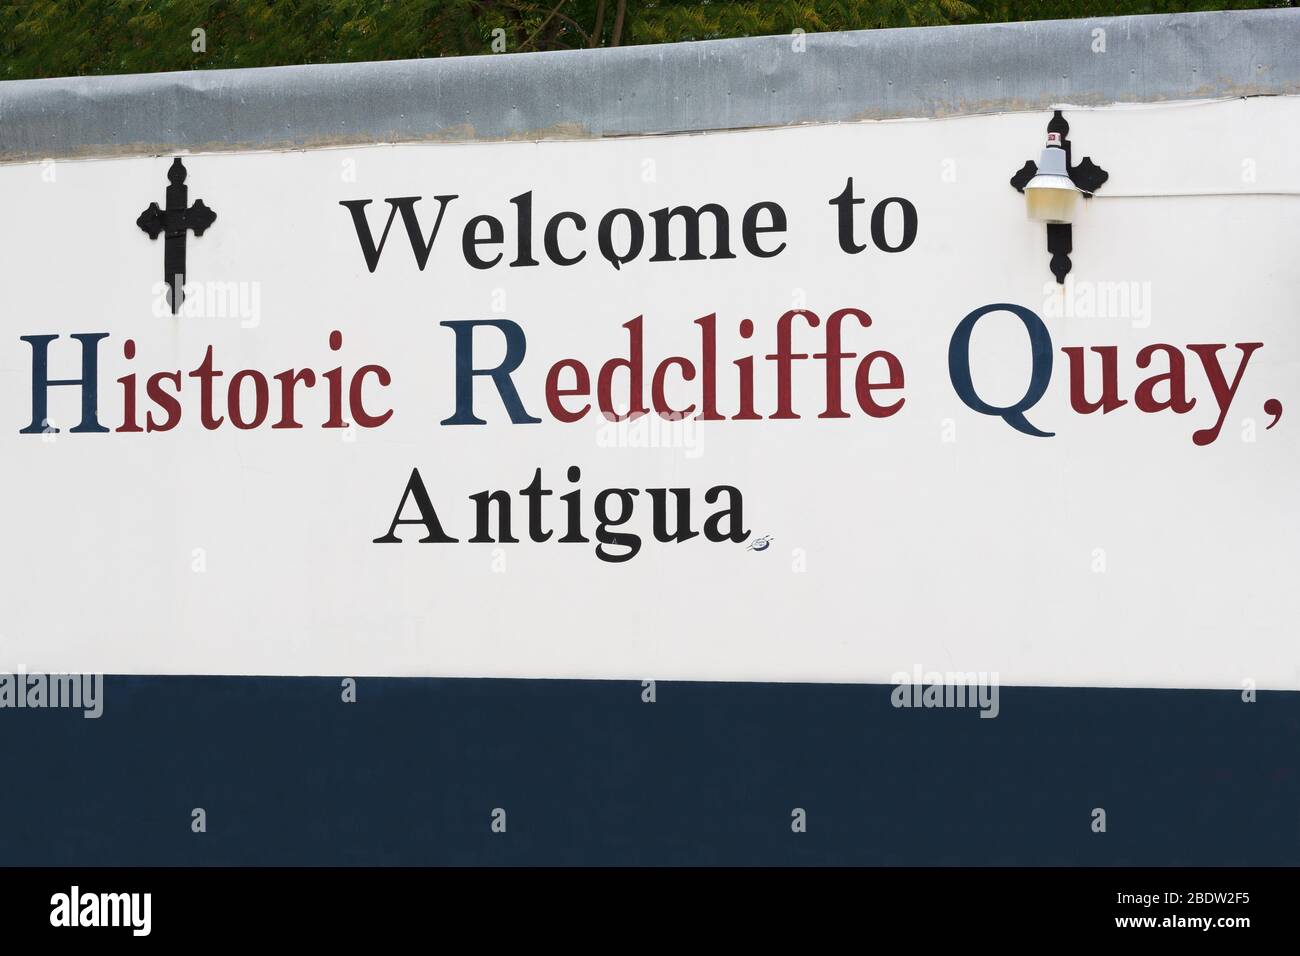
(1010, 110, 1109, 284)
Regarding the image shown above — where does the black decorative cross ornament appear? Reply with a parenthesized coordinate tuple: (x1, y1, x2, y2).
(136, 157, 217, 314)
(1010, 111, 1108, 284)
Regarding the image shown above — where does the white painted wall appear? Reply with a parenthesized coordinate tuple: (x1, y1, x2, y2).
(2, 96, 1297, 687)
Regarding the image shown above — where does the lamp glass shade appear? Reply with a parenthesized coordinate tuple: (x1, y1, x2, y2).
(1024, 139, 1080, 224)
(1025, 175, 1079, 224)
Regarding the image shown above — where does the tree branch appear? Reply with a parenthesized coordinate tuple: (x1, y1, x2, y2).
(610, 0, 626, 47)
(590, 0, 606, 48)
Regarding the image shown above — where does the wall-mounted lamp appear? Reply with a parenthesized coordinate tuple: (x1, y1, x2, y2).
(1011, 110, 1108, 283)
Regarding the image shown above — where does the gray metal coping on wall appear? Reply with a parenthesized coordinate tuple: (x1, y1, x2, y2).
(0, 9, 1297, 165)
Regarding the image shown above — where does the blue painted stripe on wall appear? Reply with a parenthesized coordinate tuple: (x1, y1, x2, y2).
(1, 677, 1296, 866)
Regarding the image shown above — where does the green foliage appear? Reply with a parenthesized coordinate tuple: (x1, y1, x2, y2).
(0, 0, 1288, 81)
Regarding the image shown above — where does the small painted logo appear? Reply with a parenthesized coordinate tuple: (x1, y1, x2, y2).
(747, 534, 773, 552)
